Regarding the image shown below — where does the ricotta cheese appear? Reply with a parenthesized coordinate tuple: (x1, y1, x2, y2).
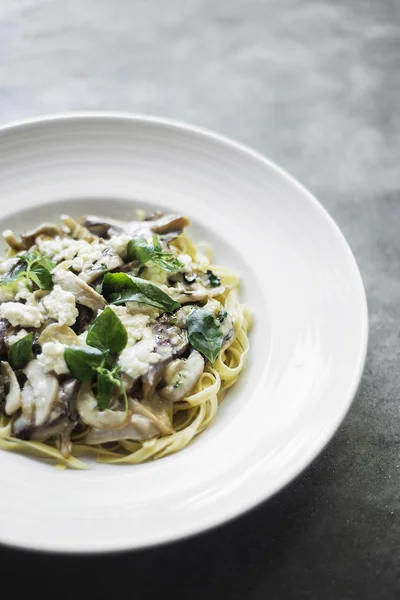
(41, 285, 79, 326)
(38, 341, 70, 375)
(0, 302, 44, 328)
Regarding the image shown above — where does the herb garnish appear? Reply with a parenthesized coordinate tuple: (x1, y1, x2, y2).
(187, 308, 223, 364)
(9, 332, 33, 370)
(127, 235, 184, 273)
(64, 308, 129, 409)
(102, 272, 180, 313)
(0, 251, 55, 295)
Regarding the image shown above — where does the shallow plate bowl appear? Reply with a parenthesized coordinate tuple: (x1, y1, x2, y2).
(0, 113, 368, 552)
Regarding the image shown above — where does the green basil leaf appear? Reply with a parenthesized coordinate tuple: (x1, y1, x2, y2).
(28, 264, 53, 290)
(64, 346, 105, 382)
(37, 256, 55, 272)
(86, 307, 128, 354)
(127, 235, 183, 272)
(21, 251, 55, 271)
(188, 308, 223, 363)
(152, 235, 162, 252)
(103, 272, 180, 313)
(96, 368, 120, 409)
(9, 332, 33, 370)
(152, 254, 184, 273)
(127, 237, 154, 264)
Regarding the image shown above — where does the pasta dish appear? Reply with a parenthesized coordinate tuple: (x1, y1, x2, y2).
(0, 211, 251, 468)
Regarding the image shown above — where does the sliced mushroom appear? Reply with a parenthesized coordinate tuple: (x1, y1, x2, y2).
(160, 349, 204, 402)
(112, 260, 139, 275)
(0, 361, 21, 416)
(12, 378, 79, 452)
(38, 323, 79, 346)
(81, 213, 190, 240)
(84, 414, 160, 445)
(152, 319, 189, 359)
(0, 318, 11, 354)
(77, 382, 129, 430)
(78, 247, 123, 284)
(169, 281, 225, 305)
(23, 360, 59, 426)
(151, 215, 190, 235)
(139, 319, 189, 400)
(130, 396, 173, 435)
(20, 224, 61, 249)
(53, 270, 106, 312)
(13, 413, 70, 442)
(20, 381, 35, 421)
(60, 215, 96, 242)
(72, 305, 93, 335)
(80, 216, 124, 238)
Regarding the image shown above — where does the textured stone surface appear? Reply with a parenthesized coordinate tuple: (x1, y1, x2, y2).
(1, 0, 400, 597)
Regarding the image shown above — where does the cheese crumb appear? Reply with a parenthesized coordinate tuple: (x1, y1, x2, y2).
(41, 284, 79, 326)
(6, 329, 28, 348)
(38, 341, 69, 375)
(110, 306, 150, 345)
(0, 302, 44, 328)
(108, 234, 131, 259)
(118, 329, 161, 379)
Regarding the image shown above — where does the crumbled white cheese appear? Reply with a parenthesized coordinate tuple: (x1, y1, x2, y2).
(41, 284, 79, 326)
(110, 306, 151, 345)
(6, 328, 28, 348)
(76, 243, 104, 270)
(0, 302, 44, 328)
(118, 328, 161, 379)
(0, 257, 19, 275)
(15, 280, 34, 302)
(143, 264, 168, 285)
(38, 341, 70, 375)
(37, 237, 93, 264)
(108, 234, 131, 259)
(178, 253, 193, 273)
(71, 256, 84, 272)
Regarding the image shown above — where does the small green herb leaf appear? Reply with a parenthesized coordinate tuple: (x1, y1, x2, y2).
(207, 270, 221, 288)
(64, 346, 105, 382)
(29, 263, 53, 290)
(9, 332, 33, 370)
(188, 308, 223, 363)
(151, 235, 183, 272)
(127, 235, 183, 273)
(127, 237, 154, 264)
(86, 307, 128, 354)
(151, 253, 184, 273)
(103, 272, 180, 313)
(96, 367, 120, 409)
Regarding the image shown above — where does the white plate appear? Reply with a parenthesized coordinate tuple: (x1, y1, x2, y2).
(0, 113, 367, 553)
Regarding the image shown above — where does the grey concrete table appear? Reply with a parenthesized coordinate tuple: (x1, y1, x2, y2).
(0, 0, 399, 597)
